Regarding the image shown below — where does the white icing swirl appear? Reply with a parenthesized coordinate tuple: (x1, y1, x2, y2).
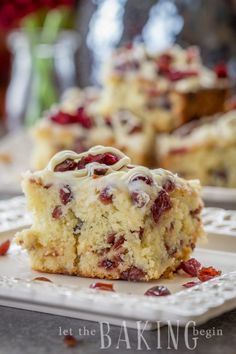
(46, 145, 131, 177)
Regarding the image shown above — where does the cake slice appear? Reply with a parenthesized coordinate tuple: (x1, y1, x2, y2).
(31, 87, 154, 169)
(157, 110, 236, 187)
(97, 44, 231, 132)
(16, 146, 204, 281)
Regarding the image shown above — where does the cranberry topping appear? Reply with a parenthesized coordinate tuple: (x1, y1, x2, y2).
(103, 153, 119, 165)
(131, 191, 150, 208)
(77, 153, 119, 170)
(144, 285, 171, 297)
(197, 266, 221, 282)
(50, 107, 93, 129)
(0, 240, 10, 256)
(52, 205, 63, 219)
(214, 63, 228, 79)
(120, 266, 146, 282)
(130, 175, 153, 185)
(162, 179, 176, 193)
(51, 111, 78, 125)
(59, 185, 73, 205)
(33, 277, 52, 282)
(76, 106, 93, 129)
(63, 335, 78, 348)
(180, 258, 202, 277)
(54, 159, 77, 172)
(182, 281, 200, 288)
(99, 187, 113, 204)
(89, 282, 114, 291)
(151, 190, 172, 224)
(73, 219, 84, 234)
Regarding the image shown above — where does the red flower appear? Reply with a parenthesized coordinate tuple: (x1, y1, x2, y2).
(0, 0, 75, 30)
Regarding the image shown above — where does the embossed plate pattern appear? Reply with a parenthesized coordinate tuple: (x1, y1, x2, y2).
(0, 197, 236, 328)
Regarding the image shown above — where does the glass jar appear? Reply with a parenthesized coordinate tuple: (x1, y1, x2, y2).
(6, 30, 80, 131)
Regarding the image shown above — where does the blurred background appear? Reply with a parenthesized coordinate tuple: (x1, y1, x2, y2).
(0, 0, 236, 132)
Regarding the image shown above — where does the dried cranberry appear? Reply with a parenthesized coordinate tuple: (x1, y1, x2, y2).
(76, 106, 93, 129)
(99, 259, 115, 269)
(33, 277, 52, 282)
(131, 191, 150, 208)
(151, 190, 172, 224)
(93, 167, 108, 176)
(73, 219, 84, 234)
(182, 281, 200, 288)
(51, 111, 78, 125)
(77, 155, 93, 169)
(107, 233, 116, 244)
(157, 53, 172, 74)
(59, 185, 73, 205)
(52, 205, 63, 219)
(180, 258, 202, 277)
(99, 187, 113, 204)
(102, 153, 119, 165)
(130, 175, 153, 185)
(0, 240, 10, 256)
(162, 179, 175, 193)
(197, 267, 221, 282)
(190, 206, 202, 218)
(63, 335, 78, 348)
(54, 159, 77, 172)
(89, 282, 114, 291)
(120, 266, 146, 281)
(214, 63, 228, 79)
(144, 285, 171, 296)
(77, 153, 119, 170)
(113, 235, 125, 250)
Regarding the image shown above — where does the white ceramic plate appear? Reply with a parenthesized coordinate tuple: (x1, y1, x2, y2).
(0, 197, 236, 329)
